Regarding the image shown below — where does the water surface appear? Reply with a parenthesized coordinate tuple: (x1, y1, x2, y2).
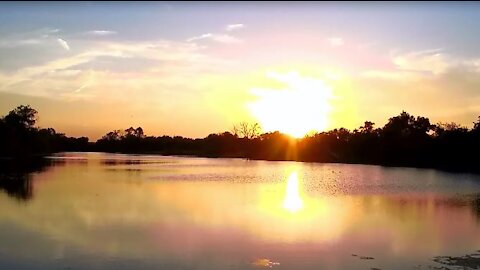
(0, 152, 480, 270)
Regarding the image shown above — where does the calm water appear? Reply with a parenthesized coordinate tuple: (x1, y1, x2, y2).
(1, 152, 480, 270)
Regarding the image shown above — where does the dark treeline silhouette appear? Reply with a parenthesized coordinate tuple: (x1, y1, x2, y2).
(0, 105, 90, 157)
(1, 105, 480, 173)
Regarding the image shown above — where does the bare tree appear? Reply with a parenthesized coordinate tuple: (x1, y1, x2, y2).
(232, 121, 261, 139)
(231, 125, 240, 138)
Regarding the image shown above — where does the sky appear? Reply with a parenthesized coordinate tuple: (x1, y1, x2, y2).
(1, 2, 480, 140)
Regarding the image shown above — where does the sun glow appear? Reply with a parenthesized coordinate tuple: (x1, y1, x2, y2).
(248, 72, 333, 138)
(283, 171, 303, 212)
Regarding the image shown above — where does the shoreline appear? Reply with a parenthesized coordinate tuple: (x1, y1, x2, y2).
(7, 151, 476, 176)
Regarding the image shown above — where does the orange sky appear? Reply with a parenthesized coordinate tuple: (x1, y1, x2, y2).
(1, 2, 480, 140)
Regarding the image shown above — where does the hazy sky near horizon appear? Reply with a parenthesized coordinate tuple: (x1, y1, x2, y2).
(1, 2, 480, 140)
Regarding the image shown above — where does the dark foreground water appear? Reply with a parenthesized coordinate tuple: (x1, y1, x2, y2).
(0, 152, 480, 270)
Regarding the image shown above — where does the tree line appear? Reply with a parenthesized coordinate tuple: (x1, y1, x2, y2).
(1, 105, 479, 173)
(0, 105, 89, 157)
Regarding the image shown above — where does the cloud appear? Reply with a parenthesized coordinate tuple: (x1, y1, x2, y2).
(392, 49, 449, 75)
(359, 48, 453, 79)
(0, 38, 221, 100)
(327, 37, 344, 47)
(187, 33, 241, 44)
(360, 49, 480, 80)
(41, 28, 60, 38)
(0, 28, 62, 48)
(187, 33, 213, 42)
(225, 24, 244, 31)
(57, 38, 70, 51)
(85, 30, 117, 36)
(10, 41, 202, 78)
(188, 24, 244, 44)
(0, 39, 43, 48)
(354, 49, 480, 129)
(211, 34, 242, 44)
(74, 82, 90, 93)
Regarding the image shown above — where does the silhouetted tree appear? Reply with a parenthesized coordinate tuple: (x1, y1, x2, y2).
(2, 104, 480, 173)
(135, 127, 144, 138)
(474, 116, 480, 131)
(0, 105, 91, 157)
(232, 122, 261, 139)
(4, 105, 38, 130)
(359, 121, 375, 134)
(383, 111, 433, 138)
(433, 122, 468, 137)
(102, 130, 124, 141)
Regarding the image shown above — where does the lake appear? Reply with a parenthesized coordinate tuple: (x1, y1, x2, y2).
(0, 152, 479, 270)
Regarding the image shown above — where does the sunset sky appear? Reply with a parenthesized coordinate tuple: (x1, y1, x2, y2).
(1, 2, 480, 140)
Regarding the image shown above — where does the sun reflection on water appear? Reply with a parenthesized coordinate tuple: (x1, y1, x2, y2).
(283, 171, 303, 213)
(251, 258, 281, 268)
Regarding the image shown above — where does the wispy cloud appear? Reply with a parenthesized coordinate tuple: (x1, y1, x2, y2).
(40, 28, 60, 38)
(57, 38, 70, 51)
(188, 24, 244, 44)
(71, 69, 94, 94)
(225, 24, 244, 31)
(187, 33, 241, 44)
(211, 34, 242, 44)
(0, 39, 43, 48)
(0, 28, 62, 48)
(359, 48, 480, 82)
(0, 39, 217, 99)
(392, 49, 449, 75)
(74, 82, 90, 93)
(187, 33, 213, 42)
(327, 37, 344, 47)
(85, 30, 117, 36)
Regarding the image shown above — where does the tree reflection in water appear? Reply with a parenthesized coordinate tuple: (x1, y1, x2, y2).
(0, 158, 52, 201)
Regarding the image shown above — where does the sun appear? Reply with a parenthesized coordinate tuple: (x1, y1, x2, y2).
(247, 71, 333, 138)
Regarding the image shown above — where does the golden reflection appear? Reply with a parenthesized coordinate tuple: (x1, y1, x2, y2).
(2, 155, 480, 261)
(283, 171, 303, 212)
(251, 258, 280, 268)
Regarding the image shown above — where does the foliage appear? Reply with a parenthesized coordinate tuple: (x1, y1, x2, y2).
(0, 105, 90, 157)
(1, 105, 479, 173)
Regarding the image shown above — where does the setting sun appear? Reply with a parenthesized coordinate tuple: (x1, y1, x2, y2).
(247, 71, 334, 138)
(2, 2, 480, 270)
